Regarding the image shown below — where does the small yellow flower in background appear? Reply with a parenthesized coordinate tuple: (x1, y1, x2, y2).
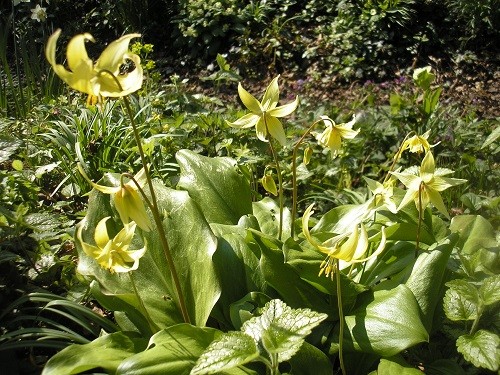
(363, 176, 398, 214)
(31, 4, 47, 22)
(302, 204, 386, 278)
(396, 130, 435, 159)
(78, 164, 152, 231)
(226, 75, 299, 146)
(391, 151, 466, 218)
(316, 115, 359, 157)
(77, 217, 145, 273)
(261, 173, 278, 196)
(45, 29, 143, 99)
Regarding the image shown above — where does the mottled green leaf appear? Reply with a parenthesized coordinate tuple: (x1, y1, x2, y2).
(242, 299, 327, 362)
(456, 330, 499, 371)
(190, 332, 259, 374)
(443, 279, 479, 321)
(479, 274, 500, 306)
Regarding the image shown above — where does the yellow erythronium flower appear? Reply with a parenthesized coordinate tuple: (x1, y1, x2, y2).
(45, 29, 143, 98)
(226, 75, 299, 146)
(77, 217, 145, 273)
(391, 151, 466, 218)
(78, 164, 152, 231)
(302, 204, 386, 278)
(363, 176, 398, 214)
(396, 130, 436, 159)
(316, 115, 359, 157)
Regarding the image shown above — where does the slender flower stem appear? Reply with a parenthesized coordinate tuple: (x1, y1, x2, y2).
(383, 131, 414, 184)
(264, 118, 284, 240)
(291, 120, 321, 238)
(416, 182, 424, 258)
(335, 259, 347, 375)
(128, 271, 158, 334)
(122, 96, 191, 324)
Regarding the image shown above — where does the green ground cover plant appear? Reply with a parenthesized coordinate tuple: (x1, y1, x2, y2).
(0, 2, 499, 374)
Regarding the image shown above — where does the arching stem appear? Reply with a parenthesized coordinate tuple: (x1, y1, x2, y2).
(335, 259, 347, 375)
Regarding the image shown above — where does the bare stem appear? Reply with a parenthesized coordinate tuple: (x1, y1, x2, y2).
(264, 118, 284, 240)
(121, 95, 191, 324)
(128, 271, 158, 334)
(291, 119, 321, 238)
(335, 259, 347, 375)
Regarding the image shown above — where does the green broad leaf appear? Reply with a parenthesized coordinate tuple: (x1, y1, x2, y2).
(443, 279, 479, 321)
(405, 235, 457, 332)
(312, 204, 368, 234)
(77, 181, 221, 330)
(344, 285, 429, 356)
(479, 274, 500, 306)
(210, 223, 267, 327)
(376, 358, 424, 374)
(286, 341, 333, 375)
(176, 149, 252, 225)
(360, 241, 415, 286)
(423, 87, 442, 115)
(252, 197, 292, 241)
(229, 292, 272, 330)
(284, 238, 368, 309)
(190, 331, 259, 374)
(117, 324, 255, 375)
(42, 332, 147, 375)
(251, 231, 336, 316)
(456, 330, 500, 372)
(242, 299, 327, 363)
(450, 215, 499, 276)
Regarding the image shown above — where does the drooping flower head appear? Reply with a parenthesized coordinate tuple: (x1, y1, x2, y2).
(45, 29, 143, 99)
(78, 164, 152, 231)
(391, 151, 466, 218)
(302, 204, 386, 278)
(363, 176, 398, 214)
(77, 217, 146, 273)
(226, 75, 299, 146)
(396, 130, 436, 160)
(316, 115, 359, 157)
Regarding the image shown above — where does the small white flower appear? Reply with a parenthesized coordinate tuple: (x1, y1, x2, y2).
(31, 4, 47, 22)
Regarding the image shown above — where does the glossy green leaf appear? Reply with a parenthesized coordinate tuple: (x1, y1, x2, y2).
(190, 331, 259, 374)
(176, 149, 252, 225)
(405, 235, 457, 332)
(456, 330, 499, 371)
(450, 215, 499, 276)
(285, 237, 368, 309)
(251, 231, 336, 316)
(42, 332, 147, 375)
(242, 299, 327, 362)
(344, 285, 428, 356)
(376, 358, 424, 374)
(210, 223, 267, 327)
(443, 279, 479, 321)
(77, 181, 220, 330)
(252, 197, 292, 241)
(425, 359, 466, 375)
(286, 341, 333, 375)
